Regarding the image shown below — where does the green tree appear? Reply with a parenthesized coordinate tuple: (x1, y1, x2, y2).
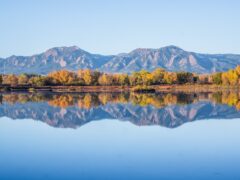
(176, 72, 193, 84)
(129, 72, 140, 86)
(29, 76, 48, 86)
(0, 75, 2, 85)
(92, 71, 101, 85)
(212, 72, 222, 85)
(118, 74, 130, 86)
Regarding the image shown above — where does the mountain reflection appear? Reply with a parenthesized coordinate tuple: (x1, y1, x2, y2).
(1, 92, 240, 128)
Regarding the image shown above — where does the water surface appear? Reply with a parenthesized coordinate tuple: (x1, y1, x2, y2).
(1, 92, 240, 179)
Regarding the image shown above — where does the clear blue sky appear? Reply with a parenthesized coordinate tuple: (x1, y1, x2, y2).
(0, 0, 239, 57)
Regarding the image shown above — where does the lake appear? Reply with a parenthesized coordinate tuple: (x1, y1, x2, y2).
(1, 92, 240, 180)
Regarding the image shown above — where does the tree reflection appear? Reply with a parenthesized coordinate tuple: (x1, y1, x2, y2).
(211, 91, 240, 110)
(1, 91, 240, 110)
(48, 95, 74, 108)
(77, 93, 101, 109)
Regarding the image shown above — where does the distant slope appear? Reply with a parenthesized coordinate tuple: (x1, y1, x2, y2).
(100, 46, 240, 73)
(0, 46, 112, 74)
(1, 45, 240, 74)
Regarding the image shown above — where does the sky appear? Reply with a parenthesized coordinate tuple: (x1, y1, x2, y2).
(0, 0, 240, 57)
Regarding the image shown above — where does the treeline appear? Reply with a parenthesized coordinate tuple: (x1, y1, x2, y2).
(1, 66, 240, 86)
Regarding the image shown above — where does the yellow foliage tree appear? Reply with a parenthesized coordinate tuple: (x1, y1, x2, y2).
(83, 69, 93, 85)
(163, 72, 176, 84)
(235, 65, 240, 75)
(228, 70, 238, 85)
(18, 74, 29, 84)
(221, 72, 229, 85)
(98, 74, 113, 86)
(151, 68, 165, 84)
(48, 70, 75, 85)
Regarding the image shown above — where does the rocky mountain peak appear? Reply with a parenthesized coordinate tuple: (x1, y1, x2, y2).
(0, 45, 240, 74)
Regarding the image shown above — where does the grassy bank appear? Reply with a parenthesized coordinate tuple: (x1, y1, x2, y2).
(0, 85, 130, 93)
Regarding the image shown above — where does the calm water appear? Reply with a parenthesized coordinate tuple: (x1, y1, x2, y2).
(1, 92, 240, 180)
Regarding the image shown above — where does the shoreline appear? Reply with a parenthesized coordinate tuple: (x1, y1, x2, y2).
(1, 84, 240, 93)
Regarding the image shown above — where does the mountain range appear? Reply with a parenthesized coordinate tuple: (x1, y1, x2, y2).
(1, 45, 240, 74)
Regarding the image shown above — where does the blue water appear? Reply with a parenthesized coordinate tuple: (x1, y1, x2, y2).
(1, 117, 240, 180)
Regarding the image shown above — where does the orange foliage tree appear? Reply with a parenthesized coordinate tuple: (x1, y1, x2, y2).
(48, 70, 76, 85)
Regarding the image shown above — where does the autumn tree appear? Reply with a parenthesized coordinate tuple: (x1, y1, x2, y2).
(3, 74, 18, 85)
(140, 70, 153, 85)
(235, 65, 240, 75)
(83, 69, 93, 85)
(48, 70, 76, 85)
(151, 68, 165, 84)
(163, 72, 176, 84)
(130, 70, 153, 86)
(77, 69, 86, 85)
(18, 74, 29, 85)
(98, 73, 113, 86)
(77, 69, 100, 85)
(220, 68, 240, 86)
(221, 72, 229, 85)
(228, 70, 238, 85)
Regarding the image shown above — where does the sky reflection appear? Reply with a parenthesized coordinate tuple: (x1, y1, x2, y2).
(1, 117, 240, 180)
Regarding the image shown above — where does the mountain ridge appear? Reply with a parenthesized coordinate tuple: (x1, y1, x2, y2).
(1, 45, 240, 74)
